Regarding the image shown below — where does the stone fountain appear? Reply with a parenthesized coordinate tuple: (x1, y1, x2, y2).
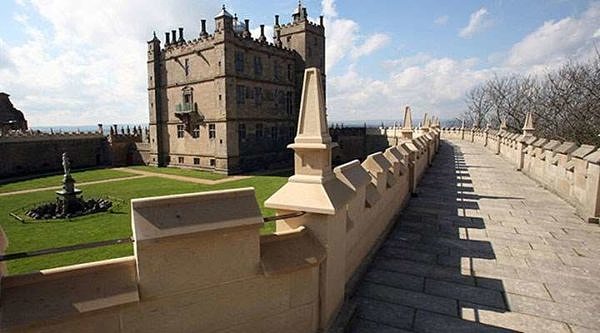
(25, 153, 112, 220)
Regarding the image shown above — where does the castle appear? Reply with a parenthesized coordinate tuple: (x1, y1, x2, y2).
(147, 3, 325, 174)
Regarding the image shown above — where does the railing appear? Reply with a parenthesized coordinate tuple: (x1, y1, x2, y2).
(0, 211, 306, 262)
(175, 103, 195, 113)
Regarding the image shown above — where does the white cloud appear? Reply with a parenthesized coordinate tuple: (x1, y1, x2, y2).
(434, 15, 449, 26)
(321, 0, 337, 18)
(329, 3, 600, 122)
(321, 0, 390, 72)
(459, 8, 492, 38)
(506, 2, 600, 71)
(353, 33, 391, 59)
(0, 0, 219, 126)
(250, 25, 274, 42)
(328, 56, 497, 122)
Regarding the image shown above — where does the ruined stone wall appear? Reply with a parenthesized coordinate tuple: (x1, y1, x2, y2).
(441, 127, 600, 222)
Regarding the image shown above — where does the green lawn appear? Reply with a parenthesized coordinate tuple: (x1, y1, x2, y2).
(1, 174, 288, 275)
(0, 169, 136, 194)
(128, 165, 227, 180)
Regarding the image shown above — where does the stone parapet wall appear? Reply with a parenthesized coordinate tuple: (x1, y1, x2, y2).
(0, 68, 440, 332)
(441, 127, 600, 222)
(0, 131, 439, 333)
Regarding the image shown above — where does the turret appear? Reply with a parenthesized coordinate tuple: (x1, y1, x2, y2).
(275, 3, 326, 73)
(214, 5, 233, 32)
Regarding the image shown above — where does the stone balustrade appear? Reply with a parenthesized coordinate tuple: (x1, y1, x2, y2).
(441, 127, 600, 223)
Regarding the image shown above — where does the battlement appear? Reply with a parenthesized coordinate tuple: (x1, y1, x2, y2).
(0, 130, 104, 143)
(0, 69, 440, 332)
(441, 126, 600, 222)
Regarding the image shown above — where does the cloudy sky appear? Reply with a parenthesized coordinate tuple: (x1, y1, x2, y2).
(0, 0, 599, 126)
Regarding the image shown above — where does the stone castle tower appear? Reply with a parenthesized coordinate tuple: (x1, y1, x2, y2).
(147, 3, 325, 174)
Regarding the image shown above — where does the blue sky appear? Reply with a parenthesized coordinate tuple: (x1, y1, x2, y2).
(0, 0, 599, 125)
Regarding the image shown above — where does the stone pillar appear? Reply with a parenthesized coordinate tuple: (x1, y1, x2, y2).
(584, 152, 600, 223)
(484, 124, 489, 147)
(470, 126, 475, 142)
(265, 68, 354, 329)
(400, 106, 413, 140)
(460, 120, 465, 140)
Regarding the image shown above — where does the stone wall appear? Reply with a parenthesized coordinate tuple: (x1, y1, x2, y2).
(0, 131, 438, 333)
(441, 127, 600, 222)
(0, 68, 440, 332)
(0, 132, 109, 178)
(1, 126, 151, 179)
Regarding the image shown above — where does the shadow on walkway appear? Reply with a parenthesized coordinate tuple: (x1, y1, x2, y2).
(345, 141, 517, 332)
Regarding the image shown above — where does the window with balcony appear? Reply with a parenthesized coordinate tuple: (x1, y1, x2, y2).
(209, 124, 216, 139)
(177, 124, 184, 138)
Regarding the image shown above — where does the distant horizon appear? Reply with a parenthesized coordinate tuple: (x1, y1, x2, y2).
(29, 117, 460, 131)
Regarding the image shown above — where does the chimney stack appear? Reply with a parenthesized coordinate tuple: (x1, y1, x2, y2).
(200, 19, 208, 37)
(275, 14, 280, 26)
(97, 124, 103, 134)
(320, 15, 324, 26)
(178, 27, 184, 42)
(171, 30, 177, 44)
(242, 19, 251, 38)
(275, 30, 282, 47)
(302, 8, 307, 19)
(165, 32, 170, 45)
(259, 24, 267, 43)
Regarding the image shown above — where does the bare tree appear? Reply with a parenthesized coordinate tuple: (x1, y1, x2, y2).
(462, 52, 600, 145)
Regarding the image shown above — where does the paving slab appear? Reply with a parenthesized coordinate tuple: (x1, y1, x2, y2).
(342, 139, 600, 332)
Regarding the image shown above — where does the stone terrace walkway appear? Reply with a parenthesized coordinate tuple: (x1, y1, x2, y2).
(346, 139, 600, 333)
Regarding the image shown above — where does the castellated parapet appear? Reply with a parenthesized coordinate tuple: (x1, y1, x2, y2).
(0, 68, 439, 332)
(148, 4, 325, 174)
(442, 122, 600, 223)
(0, 124, 151, 178)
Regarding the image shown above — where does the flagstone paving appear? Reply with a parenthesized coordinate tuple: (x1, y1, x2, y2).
(345, 139, 600, 332)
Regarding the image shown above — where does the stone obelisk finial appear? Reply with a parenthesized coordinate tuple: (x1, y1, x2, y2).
(265, 68, 351, 215)
(421, 113, 430, 133)
(522, 112, 535, 136)
(401, 106, 413, 139)
(500, 118, 508, 132)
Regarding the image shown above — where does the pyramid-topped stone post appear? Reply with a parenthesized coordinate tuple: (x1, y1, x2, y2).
(400, 106, 413, 140)
(523, 111, 535, 136)
(500, 118, 508, 132)
(421, 113, 430, 133)
(265, 68, 351, 215)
